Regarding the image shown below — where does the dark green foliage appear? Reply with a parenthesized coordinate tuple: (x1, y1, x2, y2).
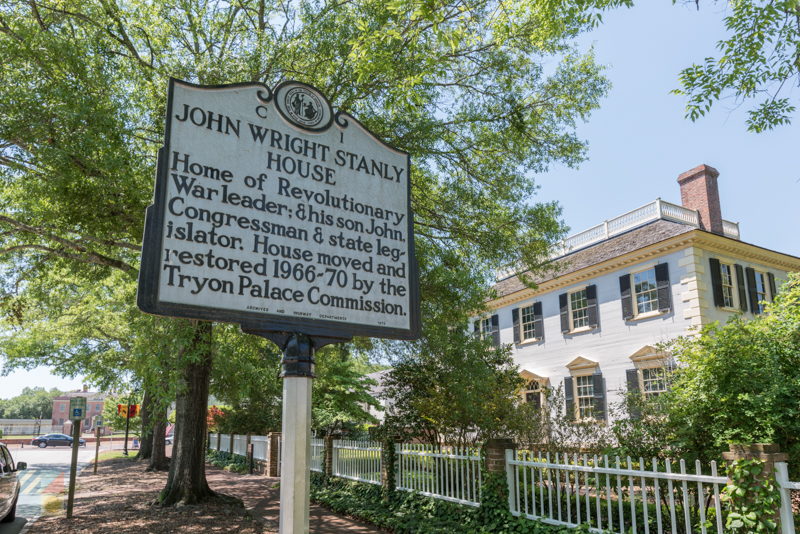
(310, 472, 595, 533)
(0, 387, 63, 419)
(721, 459, 780, 533)
(206, 450, 249, 474)
(674, 0, 800, 132)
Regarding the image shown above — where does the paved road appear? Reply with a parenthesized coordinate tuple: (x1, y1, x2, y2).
(0, 444, 101, 534)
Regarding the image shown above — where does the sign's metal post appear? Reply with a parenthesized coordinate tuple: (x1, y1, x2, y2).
(66, 396, 85, 519)
(279, 333, 314, 534)
(94, 424, 101, 474)
(66, 420, 81, 518)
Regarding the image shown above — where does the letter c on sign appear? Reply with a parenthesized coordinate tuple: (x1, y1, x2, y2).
(255, 106, 269, 119)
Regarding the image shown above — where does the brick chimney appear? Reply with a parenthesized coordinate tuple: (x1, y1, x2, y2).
(677, 164, 723, 235)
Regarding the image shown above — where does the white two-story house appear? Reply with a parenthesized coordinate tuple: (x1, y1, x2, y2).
(476, 164, 800, 421)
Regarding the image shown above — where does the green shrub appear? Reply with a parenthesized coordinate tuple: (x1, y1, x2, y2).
(206, 449, 249, 473)
(310, 472, 598, 534)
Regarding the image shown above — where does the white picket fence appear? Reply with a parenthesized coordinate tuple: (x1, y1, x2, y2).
(508, 451, 800, 534)
(219, 433, 231, 453)
(233, 434, 248, 456)
(251, 435, 268, 461)
(396, 444, 482, 506)
(310, 438, 324, 473)
(207, 435, 800, 534)
(777, 463, 800, 534)
(332, 439, 382, 485)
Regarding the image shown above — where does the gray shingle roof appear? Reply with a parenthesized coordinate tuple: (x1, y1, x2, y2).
(493, 219, 695, 299)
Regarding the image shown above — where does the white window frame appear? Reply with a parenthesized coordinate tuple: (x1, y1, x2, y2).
(519, 303, 540, 342)
(640, 367, 669, 398)
(719, 262, 738, 309)
(629, 345, 674, 398)
(631, 266, 660, 317)
(575, 375, 595, 420)
(523, 380, 543, 405)
(477, 316, 496, 340)
(519, 371, 549, 408)
(568, 287, 590, 331)
(566, 357, 601, 421)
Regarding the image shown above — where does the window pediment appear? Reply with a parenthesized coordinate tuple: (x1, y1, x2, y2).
(566, 356, 599, 374)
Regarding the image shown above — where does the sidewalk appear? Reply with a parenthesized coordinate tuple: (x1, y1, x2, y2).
(206, 467, 385, 533)
(26, 456, 384, 534)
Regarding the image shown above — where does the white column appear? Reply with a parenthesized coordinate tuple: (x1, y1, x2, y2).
(279, 376, 313, 534)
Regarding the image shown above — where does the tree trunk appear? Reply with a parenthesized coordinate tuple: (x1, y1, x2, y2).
(160, 322, 215, 505)
(137, 389, 153, 460)
(148, 394, 169, 472)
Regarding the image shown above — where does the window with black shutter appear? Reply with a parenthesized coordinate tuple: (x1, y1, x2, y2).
(563, 286, 599, 333)
(619, 274, 633, 320)
(745, 267, 758, 314)
(564, 376, 574, 421)
(586, 285, 599, 328)
(517, 302, 544, 342)
(711, 258, 744, 309)
(474, 315, 499, 345)
(735, 264, 748, 312)
(533, 302, 544, 341)
(491, 314, 500, 347)
(592, 373, 606, 422)
(767, 272, 777, 301)
(626, 369, 642, 419)
(709, 258, 724, 307)
(655, 263, 672, 312)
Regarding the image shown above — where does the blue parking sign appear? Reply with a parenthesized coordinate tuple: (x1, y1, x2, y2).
(73, 408, 83, 418)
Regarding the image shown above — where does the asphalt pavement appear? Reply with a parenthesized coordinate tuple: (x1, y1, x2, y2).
(0, 443, 101, 534)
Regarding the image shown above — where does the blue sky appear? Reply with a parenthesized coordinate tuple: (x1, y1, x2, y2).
(2, 1, 798, 399)
(538, 1, 799, 256)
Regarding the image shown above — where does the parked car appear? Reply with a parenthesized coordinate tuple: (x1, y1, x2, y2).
(165, 433, 174, 445)
(0, 443, 28, 523)
(30, 433, 86, 448)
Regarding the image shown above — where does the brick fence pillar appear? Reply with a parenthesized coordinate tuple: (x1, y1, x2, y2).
(484, 438, 515, 474)
(267, 432, 282, 477)
(722, 443, 788, 529)
(484, 438, 516, 513)
(324, 434, 335, 477)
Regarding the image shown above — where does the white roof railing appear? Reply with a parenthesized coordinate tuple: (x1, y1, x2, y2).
(495, 198, 740, 281)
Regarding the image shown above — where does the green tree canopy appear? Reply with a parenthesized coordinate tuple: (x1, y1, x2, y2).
(0, 386, 63, 419)
(2, 0, 628, 503)
(674, 0, 800, 132)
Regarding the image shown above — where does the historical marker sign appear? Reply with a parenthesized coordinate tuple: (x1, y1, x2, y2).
(138, 79, 420, 340)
